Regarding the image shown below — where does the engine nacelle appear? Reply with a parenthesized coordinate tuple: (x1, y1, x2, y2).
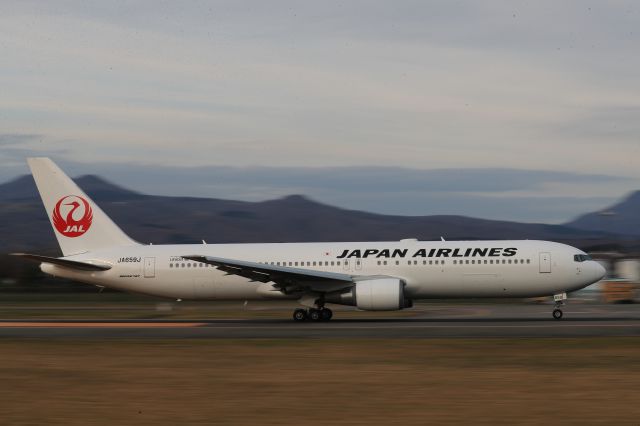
(325, 278, 412, 311)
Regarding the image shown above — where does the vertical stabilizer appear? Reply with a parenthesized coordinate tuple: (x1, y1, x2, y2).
(28, 158, 139, 256)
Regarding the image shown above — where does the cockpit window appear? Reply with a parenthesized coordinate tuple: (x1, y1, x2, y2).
(573, 254, 592, 262)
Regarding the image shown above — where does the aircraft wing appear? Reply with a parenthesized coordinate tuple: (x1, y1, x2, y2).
(182, 255, 356, 293)
(11, 253, 112, 271)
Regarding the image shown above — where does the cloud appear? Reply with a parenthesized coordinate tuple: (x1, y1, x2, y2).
(0, 1, 639, 222)
(1, 1, 639, 172)
(0, 133, 42, 146)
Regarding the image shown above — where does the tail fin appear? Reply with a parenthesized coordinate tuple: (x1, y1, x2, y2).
(28, 158, 139, 256)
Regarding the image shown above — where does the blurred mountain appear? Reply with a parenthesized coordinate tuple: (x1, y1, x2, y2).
(0, 175, 39, 202)
(0, 174, 141, 202)
(566, 191, 640, 236)
(0, 174, 619, 254)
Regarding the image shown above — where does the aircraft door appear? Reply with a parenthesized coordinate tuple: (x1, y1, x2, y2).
(355, 259, 363, 271)
(539, 252, 551, 273)
(144, 257, 156, 278)
(343, 259, 350, 271)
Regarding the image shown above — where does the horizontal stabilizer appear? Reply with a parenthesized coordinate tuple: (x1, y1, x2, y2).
(10, 253, 112, 271)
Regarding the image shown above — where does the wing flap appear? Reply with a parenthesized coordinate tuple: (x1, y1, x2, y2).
(10, 253, 112, 271)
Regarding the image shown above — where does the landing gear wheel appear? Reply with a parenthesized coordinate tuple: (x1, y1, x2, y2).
(293, 308, 308, 322)
(321, 308, 333, 321)
(309, 309, 322, 321)
(552, 308, 563, 320)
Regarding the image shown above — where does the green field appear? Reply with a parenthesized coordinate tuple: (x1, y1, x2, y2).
(1, 338, 640, 425)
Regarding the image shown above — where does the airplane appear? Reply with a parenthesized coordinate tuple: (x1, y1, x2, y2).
(12, 158, 606, 321)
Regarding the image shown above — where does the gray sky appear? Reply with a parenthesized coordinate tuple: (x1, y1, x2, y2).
(1, 1, 639, 223)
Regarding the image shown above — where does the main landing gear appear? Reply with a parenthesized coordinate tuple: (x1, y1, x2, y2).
(552, 293, 567, 320)
(292, 307, 333, 322)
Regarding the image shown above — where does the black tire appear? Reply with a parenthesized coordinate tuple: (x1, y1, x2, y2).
(321, 308, 333, 321)
(309, 309, 321, 321)
(552, 309, 563, 320)
(293, 309, 307, 322)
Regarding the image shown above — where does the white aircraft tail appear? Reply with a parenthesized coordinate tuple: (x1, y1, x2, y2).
(28, 158, 139, 256)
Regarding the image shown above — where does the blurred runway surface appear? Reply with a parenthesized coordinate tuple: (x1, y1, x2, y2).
(1, 303, 640, 338)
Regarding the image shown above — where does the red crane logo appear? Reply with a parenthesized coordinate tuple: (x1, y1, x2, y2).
(52, 195, 93, 237)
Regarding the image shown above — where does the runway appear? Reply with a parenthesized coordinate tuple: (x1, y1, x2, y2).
(1, 303, 640, 338)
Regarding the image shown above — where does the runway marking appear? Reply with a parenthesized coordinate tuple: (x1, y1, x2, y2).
(0, 322, 207, 328)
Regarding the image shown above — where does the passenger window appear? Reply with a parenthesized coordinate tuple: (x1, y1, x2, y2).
(383, 261, 387, 265)
(395, 261, 399, 265)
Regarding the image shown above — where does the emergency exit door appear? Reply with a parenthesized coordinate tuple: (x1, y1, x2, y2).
(539, 252, 551, 273)
(144, 257, 156, 278)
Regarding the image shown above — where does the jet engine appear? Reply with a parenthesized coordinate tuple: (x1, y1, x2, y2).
(325, 278, 412, 311)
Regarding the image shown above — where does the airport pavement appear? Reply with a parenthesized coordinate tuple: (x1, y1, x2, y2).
(1, 303, 640, 338)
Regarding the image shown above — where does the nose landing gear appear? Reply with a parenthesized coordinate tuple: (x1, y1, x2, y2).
(552, 293, 567, 320)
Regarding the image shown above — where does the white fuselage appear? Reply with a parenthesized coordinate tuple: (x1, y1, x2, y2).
(42, 240, 605, 301)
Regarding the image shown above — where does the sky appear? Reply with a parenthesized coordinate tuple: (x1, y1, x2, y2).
(1, 1, 639, 223)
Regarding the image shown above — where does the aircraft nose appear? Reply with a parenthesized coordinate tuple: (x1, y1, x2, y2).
(592, 262, 606, 282)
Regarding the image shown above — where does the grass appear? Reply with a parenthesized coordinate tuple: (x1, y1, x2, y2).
(1, 338, 640, 425)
